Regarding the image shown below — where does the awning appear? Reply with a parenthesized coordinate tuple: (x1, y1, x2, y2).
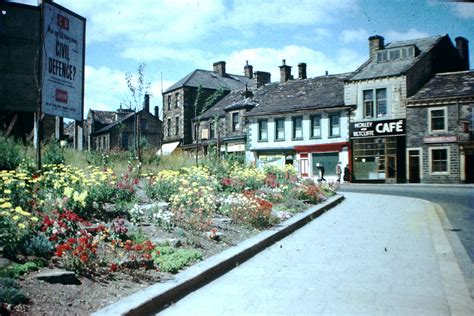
(157, 141, 180, 156)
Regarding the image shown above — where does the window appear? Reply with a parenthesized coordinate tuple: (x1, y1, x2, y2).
(363, 88, 387, 118)
(329, 113, 340, 137)
(275, 118, 285, 141)
(430, 147, 449, 174)
(232, 112, 240, 132)
(429, 107, 447, 133)
(292, 116, 303, 139)
(121, 133, 129, 149)
(167, 118, 171, 137)
(167, 95, 171, 111)
(175, 93, 179, 108)
(310, 115, 321, 138)
(258, 119, 268, 141)
(175, 116, 179, 135)
(140, 119, 148, 131)
(209, 122, 215, 139)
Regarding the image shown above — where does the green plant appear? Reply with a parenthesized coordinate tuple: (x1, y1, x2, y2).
(23, 234, 54, 258)
(128, 229, 148, 244)
(0, 132, 23, 170)
(43, 140, 65, 165)
(0, 278, 28, 305)
(0, 262, 40, 279)
(152, 246, 202, 273)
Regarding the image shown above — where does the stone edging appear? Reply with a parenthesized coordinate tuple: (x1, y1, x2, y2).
(93, 194, 344, 316)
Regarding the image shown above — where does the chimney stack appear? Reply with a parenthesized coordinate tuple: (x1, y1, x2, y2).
(254, 71, 271, 88)
(154, 106, 159, 118)
(244, 60, 253, 79)
(298, 63, 307, 80)
(143, 94, 150, 113)
(279, 59, 293, 83)
(455, 36, 470, 70)
(369, 35, 385, 59)
(213, 61, 226, 77)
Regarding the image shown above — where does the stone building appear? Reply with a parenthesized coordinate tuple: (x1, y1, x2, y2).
(160, 61, 261, 154)
(345, 34, 467, 183)
(86, 95, 162, 152)
(406, 70, 474, 183)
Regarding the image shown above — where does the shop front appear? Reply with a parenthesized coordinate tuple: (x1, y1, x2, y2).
(350, 119, 406, 183)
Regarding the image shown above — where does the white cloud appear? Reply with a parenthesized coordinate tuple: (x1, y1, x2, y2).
(341, 28, 369, 44)
(384, 28, 430, 42)
(451, 3, 474, 19)
(223, 45, 365, 81)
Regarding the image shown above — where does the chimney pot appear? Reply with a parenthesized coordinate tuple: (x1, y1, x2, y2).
(213, 61, 226, 77)
(369, 35, 385, 59)
(144, 94, 150, 112)
(244, 60, 254, 79)
(154, 106, 159, 118)
(254, 71, 271, 88)
(455, 36, 470, 70)
(279, 59, 292, 83)
(298, 63, 307, 80)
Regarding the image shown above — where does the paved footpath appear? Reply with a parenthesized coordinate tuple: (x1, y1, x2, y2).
(159, 192, 473, 315)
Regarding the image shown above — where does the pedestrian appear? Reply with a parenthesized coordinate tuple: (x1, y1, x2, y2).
(336, 162, 342, 182)
(343, 164, 350, 182)
(319, 163, 326, 182)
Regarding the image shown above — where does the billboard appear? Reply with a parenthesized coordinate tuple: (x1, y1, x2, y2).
(349, 119, 405, 138)
(41, 0, 85, 121)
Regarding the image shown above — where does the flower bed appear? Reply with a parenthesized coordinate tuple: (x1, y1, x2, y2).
(0, 160, 336, 314)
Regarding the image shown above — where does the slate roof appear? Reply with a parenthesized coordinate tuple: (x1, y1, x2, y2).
(93, 112, 135, 135)
(194, 89, 256, 121)
(408, 70, 474, 102)
(164, 70, 254, 93)
(348, 35, 445, 81)
(245, 73, 351, 117)
(91, 110, 117, 125)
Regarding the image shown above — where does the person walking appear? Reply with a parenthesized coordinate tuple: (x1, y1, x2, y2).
(336, 162, 342, 183)
(319, 163, 326, 182)
(343, 164, 350, 182)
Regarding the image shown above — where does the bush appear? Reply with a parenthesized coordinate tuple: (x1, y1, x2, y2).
(43, 140, 65, 165)
(152, 246, 202, 273)
(0, 133, 23, 170)
(0, 278, 28, 305)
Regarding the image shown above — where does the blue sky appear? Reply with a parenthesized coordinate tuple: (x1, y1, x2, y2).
(14, 0, 474, 118)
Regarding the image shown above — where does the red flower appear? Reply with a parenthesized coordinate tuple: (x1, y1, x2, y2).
(109, 263, 118, 272)
(79, 254, 89, 263)
(134, 244, 143, 252)
(67, 237, 76, 244)
(142, 253, 151, 261)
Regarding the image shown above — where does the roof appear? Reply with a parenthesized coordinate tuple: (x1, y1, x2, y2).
(90, 110, 117, 125)
(164, 70, 254, 93)
(194, 89, 256, 121)
(408, 70, 474, 102)
(348, 35, 445, 81)
(246, 73, 351, 117)
(93, 112, 135, 135)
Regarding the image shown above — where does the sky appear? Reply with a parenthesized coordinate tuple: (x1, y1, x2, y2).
(11, 0, 474, 119)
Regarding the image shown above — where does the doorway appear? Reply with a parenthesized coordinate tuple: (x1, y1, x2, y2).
(386, 155, 396, 183)
(408, 149, 421, 183)
(466, 154, 474, 183)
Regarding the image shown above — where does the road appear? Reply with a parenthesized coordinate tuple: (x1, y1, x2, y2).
(339, 184, 474, 298)
(159, 193, 473, 315)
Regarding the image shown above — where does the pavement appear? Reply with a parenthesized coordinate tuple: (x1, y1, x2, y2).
(94, 193, 473, 315)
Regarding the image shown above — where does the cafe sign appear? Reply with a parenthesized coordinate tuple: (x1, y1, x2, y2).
(350, 119, 405, 138)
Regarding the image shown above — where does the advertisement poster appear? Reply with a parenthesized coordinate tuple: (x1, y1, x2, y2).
(41, 0, 85, 121)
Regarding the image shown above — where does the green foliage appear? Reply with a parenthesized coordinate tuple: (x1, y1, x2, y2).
(0, 132, 23, 170)
(0, 278, 28, 305)
(202, 88, 226, 114)
(128, 229, 148, 244)
(23, 234, 54, 258)
(0, 262, 40, 279)
(194, 85, 206, 116)
(43, 140, 65, 165)
(152, 246, 202, 273)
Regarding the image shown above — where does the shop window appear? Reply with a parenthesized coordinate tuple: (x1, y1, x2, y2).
(363, 88, 387, 118)
(232, 112, 240, 131)
(430, 147, 449, 174)
(312, 152, 339, 176)
(275, 118, 285, 141)
(429, 107, 447, 133)
(329, 113, 340, 137)
(310, 115, 321, 138)
(292, 116, 303, 140)
(258, 119, 268, 141)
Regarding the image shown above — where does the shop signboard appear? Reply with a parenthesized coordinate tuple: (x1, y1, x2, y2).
(41, 0, 85, 121)
(350, 119, 405, 138)
(423, 136, 457, 143)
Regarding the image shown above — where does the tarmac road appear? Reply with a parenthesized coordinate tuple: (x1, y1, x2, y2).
(159, 192, 473, 315)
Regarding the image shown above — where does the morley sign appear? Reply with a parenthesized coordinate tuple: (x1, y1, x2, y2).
(350, 119, 405, 138)
(41, 0, 85, 121)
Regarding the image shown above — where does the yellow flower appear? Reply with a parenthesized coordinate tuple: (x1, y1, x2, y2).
(31, 216, 39, 222)
(12, 215, 20, 221)
(18, 223, 26, 229)
(63, 187, 74, 198)
(4, 189, 12, 195)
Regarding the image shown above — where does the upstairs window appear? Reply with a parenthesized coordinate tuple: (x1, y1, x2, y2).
(292, 116, 303, 140)
(232, 112, 240, 132)
(167, 95, 171, 111)
(363, 88, 387, 118)
(310, 115, 321, 138)
(258, 119, 268, 141)
(209, 122, 215, 139)
(167, 118, 171, 137)
(329, 113, 340, 137)
(429, 107, 447, 133)
(275, 118, 285, 141)
(140, 119, 148, 131)
(174, 93, 179, 108)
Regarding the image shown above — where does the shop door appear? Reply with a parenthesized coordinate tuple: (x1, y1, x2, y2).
(408, 150, 420, 183)
(386, 156, 396, 183)
(466, 154, 474, 183)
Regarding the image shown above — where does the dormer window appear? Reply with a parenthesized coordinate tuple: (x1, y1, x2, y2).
(376, 45, 416, 63)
